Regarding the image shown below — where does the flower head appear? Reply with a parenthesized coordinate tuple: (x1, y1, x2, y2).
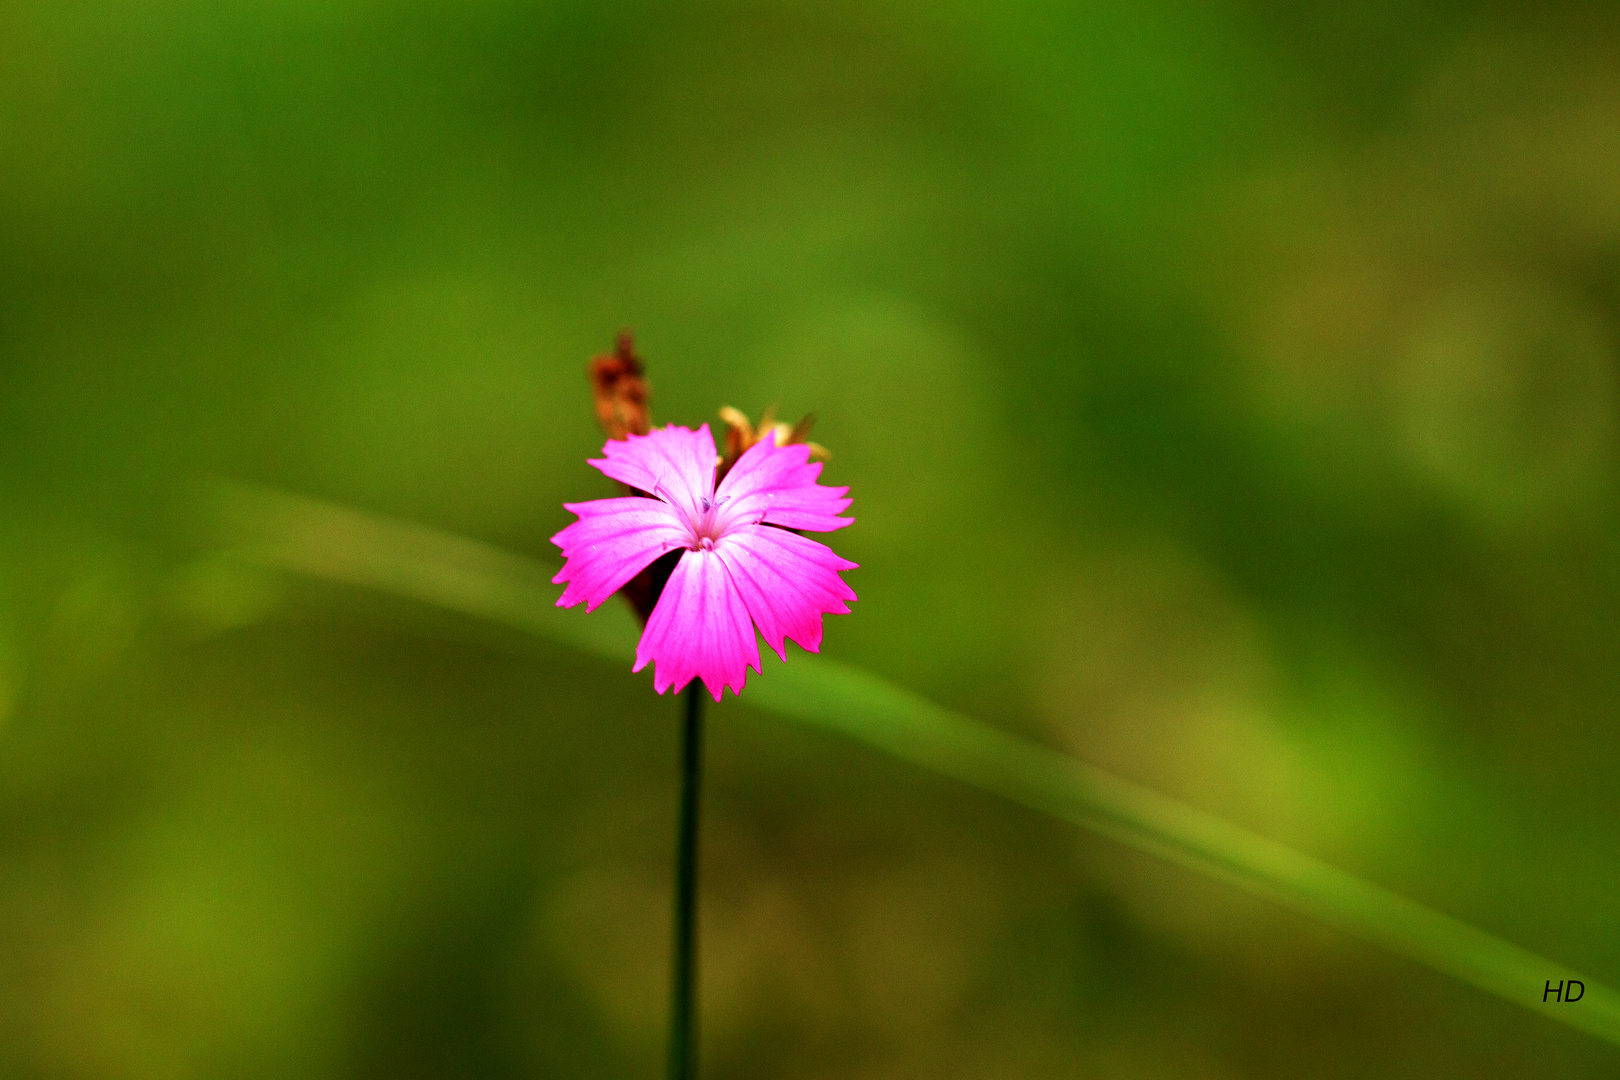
(553, 423, 858, 700)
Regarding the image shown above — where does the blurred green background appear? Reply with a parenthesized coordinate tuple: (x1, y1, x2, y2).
(3, 1, 1620, 1076)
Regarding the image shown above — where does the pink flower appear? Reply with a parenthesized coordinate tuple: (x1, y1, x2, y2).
(552, 423, 858, 700)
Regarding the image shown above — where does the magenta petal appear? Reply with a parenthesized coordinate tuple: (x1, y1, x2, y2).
(714, 525, 857, 660)
(633, 549, 761, 701)
(551, 497, 688, 611)
(714, 436, 852, 533)
(588, 424, 717, 522)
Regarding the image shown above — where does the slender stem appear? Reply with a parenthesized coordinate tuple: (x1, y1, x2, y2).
(668, 680, 703, 1080)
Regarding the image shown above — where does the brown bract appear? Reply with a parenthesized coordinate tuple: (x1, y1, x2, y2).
(586, 330, 666, 622)
(588, 329, 651, 441)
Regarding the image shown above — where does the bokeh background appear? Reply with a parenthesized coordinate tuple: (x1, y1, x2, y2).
(3, 1, 1620, 1076)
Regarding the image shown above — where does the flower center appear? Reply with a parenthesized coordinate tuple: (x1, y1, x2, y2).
(687, 494, 731, 550)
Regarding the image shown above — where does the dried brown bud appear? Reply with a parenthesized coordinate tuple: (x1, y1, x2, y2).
(585, 330, 665, 622)
(587, 329, 651, 440)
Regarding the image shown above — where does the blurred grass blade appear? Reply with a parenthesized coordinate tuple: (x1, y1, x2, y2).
(215, 482, 645, 659)
(212, 482, 1620, 1048)
(749, 659, 1620, 1046)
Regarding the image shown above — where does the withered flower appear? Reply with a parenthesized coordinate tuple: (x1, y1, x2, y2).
(716, 405, 828, 484)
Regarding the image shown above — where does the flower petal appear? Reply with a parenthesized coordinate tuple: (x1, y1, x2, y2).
(633, 549, 761, 701)
(715, 435, 852, 532)
(714, 525, 857, 660)
(551, 497, 688, 611)
(588, 424, 717, 524)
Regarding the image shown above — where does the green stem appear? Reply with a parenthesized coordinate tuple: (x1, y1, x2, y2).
(668, 680, 703, 1080)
